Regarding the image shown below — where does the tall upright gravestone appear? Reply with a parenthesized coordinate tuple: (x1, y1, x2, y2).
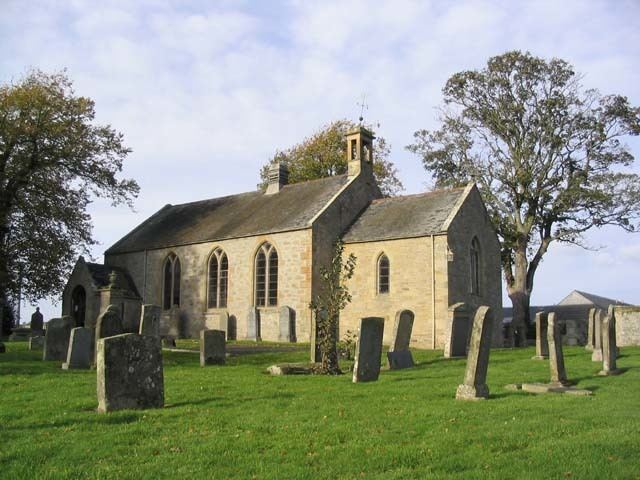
(599, 307, 620, 376)
(353, 317, 385, 383)
(585, 308, 596, 351)
(97, 333, 164, 413)
(278, 306, 295, 342)
(532, 311, 549, 360)
(547, 312, 570, 386)
(62, 327, 93, 370)
(444, 303, 469, 358)
(246, 308, 260, 341)
(139, 304, 161, 337)
(200, 329, 226, 366)
(43, 316, 73, 361)
(387, 310, 415, 369)
(456, 306, 493, 400)
(591, 309, 604, 362)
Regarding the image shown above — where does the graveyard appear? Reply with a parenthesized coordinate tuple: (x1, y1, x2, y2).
(1, 338, 639, 479)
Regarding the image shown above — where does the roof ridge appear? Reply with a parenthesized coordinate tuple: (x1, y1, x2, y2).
(370, 186, 466, 203)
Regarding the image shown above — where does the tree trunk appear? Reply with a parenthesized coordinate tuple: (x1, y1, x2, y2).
(506, 246, 532, 347)
(319, 313, 341, 375)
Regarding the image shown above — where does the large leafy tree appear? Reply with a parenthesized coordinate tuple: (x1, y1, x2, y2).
(0, 70, 139, 321)
(259, 119, 403, 196)
(407, 51, 640, 331)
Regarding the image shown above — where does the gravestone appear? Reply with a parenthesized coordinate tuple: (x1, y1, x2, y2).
(62, 327, 93, 370)
(139, 304, 161, 337)
(246, 308, 261, 341)
(599, 307, 620, 376)
(218, 311, 229, 337)
(591, 309, 604, 362)
(43, 316, 73, 361)
(444, 303, 469, 358)
(548, 312, 570, 386)
(97, 333, 164, 413)
(532, 312, 549, 360)
(352, 317, 385, 383)
(200, 329, 226, 366)
(95, 305, 124, 361)
(29, 336, 44, 351)
(585, 308, 596, 351)
(387, 310, 415, 369)
(0, 342, 5, 353)
(456, 306, 493, 400)
(278, 306, 295, 342)
(30, 307, 44, 336)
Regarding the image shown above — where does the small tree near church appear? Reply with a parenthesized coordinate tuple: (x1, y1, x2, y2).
(310, 241, 356, 375)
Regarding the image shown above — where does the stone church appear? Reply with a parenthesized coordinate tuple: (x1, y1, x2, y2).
(61, 127, 502, 349)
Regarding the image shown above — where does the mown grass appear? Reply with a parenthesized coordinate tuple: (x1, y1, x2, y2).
(1, 342, 639, 479)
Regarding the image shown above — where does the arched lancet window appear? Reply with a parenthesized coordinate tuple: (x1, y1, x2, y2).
(255, 242, 278, 307)
(163, 253, 181, 310)
(470, 237, 480, 294)
(378, 253, 390, 294)
(208, 248, 229, 308)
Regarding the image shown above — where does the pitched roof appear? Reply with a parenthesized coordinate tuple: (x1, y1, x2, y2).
(342, 187, 467, 243)
(106, 175, 350, 254)
(557, 290, 630, 309)
(86, 262, 140, 298)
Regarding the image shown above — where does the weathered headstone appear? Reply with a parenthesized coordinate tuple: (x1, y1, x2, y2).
(95, 305, 124, 362)
(30, 307, 44, 335)
(43, 316, 73, 361)
(444, 303, 469, 358)
(591, 309, 604, 362)
(548, 312, 570, 386)
(352, 317, 385, 383)
(599, 307, 621, 376)
(585, 308, 596, 351)
(387, 310, 415, 369)
(29, 336, 44, 351)
(200, 329, 226, 366)
(278, 306, 295, 342)
(62, 327, 93, 370)
(139, 304, 161, 337)
(97, 333, 164, 413)
(456, 306, 493, 400)
(532, 311, 549, 360)
(246, 307, 260, 341)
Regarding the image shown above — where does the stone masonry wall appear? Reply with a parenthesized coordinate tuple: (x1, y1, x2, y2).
(614, 306, 640, 346)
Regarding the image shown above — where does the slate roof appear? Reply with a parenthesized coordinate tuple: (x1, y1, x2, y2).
(558, 290, 630, 309)
(342, 187, 466, 243)
(106, 175, 350, 254)
(86, 262, 140, 298)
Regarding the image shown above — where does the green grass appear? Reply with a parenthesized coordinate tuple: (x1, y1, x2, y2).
(1, 343, 639, 479)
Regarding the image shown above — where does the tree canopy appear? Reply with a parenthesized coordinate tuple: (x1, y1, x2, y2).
(259, 119, 403, 196)
(407, 51, 640, 328)
(0, 70, 139, 313)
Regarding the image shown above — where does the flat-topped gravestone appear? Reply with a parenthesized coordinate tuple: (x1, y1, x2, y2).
(444, 303, 469, 358)
(278, 306, 295, 342)
(200, 329, 226, 366)
(599, 307, 621, 376)
(591, 309, 604, 362)
(43, 316, 72, 361)
(139, 305, 161, 337)
(387, 310, 415, 369)
(548, 312, 570, 386)
(29, 336, 44, 351)
(97, 333, 164, 413)
(31, 308, 44, 335)
(532, 312, 549, 360)
(353, 317, 385, 383)
(456, 306, 493, 400)
(246, 308, 260, 341)
(62, 327, 92, 370)
(585, 308, 596, 351)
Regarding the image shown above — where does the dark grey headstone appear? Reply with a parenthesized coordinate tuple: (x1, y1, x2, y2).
(139, 304, 161, 337)
(387, 310, 415, 369)
(456, 306, 493, 400)
(246, 308, 260, 341)
(29, 336, 44, 351)
(96, 305, 124, 340)
(97, 333, 164, 413)
(444, 303, 470, 358)
(548, 312, 570, 386)
(31, 310, 44, 331)
(533, 312, 549, 360)
(43, 317, 73, 361)
(62, 327, 93, 370)
(200, 329, 226, 366)
(0, 342, 5, 353)
(353, 317, 385, 383)
(278, 306, 294, 342)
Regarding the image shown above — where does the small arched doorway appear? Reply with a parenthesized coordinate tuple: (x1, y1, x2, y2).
(71, 285, 86, 327)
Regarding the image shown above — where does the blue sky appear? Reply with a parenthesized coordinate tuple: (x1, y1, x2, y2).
(1, 0, 639, 323)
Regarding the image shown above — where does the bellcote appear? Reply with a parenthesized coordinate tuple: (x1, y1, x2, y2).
(347, 126, 375, 178)
(265, 162, 289, 195)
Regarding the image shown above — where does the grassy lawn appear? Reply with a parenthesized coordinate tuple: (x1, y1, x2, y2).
(1, 342, 639, 479)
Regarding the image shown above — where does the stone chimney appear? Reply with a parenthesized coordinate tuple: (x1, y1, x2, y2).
(347, 126, 375, 178)
(266, 162, 289, 195)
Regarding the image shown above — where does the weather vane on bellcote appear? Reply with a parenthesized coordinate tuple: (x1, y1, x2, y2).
(357, 93, 368, 124)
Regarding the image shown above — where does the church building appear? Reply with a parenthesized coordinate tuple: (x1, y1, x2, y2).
(61, 127, 502, 348)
